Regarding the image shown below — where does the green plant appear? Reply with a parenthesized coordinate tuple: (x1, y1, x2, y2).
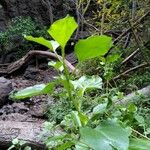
(8, 138, 31, 150)
(0, 16, 48, 60)
(10, 15, 150, 150)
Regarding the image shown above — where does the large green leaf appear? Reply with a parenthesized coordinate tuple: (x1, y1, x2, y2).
(75, 35, 113, 61)
(10, 83, 54, 100)
(71, 76, 102, 97)
(129, 138, 150, 150)
(25, 36, 53, 50)
(48, 15, 78, 49)
(79, 120, 129, 150)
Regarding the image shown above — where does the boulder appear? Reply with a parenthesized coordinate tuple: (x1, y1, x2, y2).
(0, 77, 13, 107)
(0, 121, 46, 149)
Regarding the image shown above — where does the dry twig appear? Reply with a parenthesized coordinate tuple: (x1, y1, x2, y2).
(0, 50, 77, 75)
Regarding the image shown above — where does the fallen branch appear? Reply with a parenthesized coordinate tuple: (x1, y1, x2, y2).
(123, 33, 131, 49)
(121, 48, 140, 65)
(114, 11, 150, 44)
(0, 50, 77, 75)
(113, 62, 149, 80)
(116, 85, 150, 105)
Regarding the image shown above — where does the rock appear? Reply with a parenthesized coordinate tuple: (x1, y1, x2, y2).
(12, 102, 29, 114)
(23, 66, 39, 80)
(66, 52, 77, 64)
(0, 121, 47, 149)
(0, 0, 76, 32)
(0, 4, 6, 31)
(0, 113, 28, 122)
(0, 77, 13, 107)
(29, 104, 47, 117)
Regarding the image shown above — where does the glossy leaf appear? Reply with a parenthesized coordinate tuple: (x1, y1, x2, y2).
(71, 76, 102, 96)
(50, 40, 60, 51)
(48, 15, 78, 49)
(10, 83, 54, 100)
(75, 35, 113, 61)
(79, 120, 129, 150)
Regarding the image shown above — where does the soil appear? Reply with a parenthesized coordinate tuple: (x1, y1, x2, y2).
(0, 67, 56, 122)
(0, 52, 77, 122)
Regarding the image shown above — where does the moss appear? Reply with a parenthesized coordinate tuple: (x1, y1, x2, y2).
(0, 16, 49, 60)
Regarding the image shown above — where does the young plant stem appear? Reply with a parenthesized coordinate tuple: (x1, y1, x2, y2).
(61, 47, 78, 110)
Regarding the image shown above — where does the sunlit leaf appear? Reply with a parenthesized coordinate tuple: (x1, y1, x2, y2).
(25, 36, 53, 50)
(50, 40, 60, 51)
(48, 15, 78, 49)
(10, 83, 54, 100)
(78, 112, 89, 126)
(75, 35, 113, 61)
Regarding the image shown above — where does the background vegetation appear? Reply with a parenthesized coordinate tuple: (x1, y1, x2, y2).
(0, 0, 150, 149)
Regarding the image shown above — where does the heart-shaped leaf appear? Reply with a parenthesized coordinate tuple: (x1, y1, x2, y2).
(48, 15, 78, 49)
(75, 35, 113, 61)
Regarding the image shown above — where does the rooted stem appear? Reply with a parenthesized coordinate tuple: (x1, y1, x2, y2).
(61, 47, 78, 110)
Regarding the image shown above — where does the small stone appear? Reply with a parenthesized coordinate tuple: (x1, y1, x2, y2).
(0, 77, 13, 107)
(23, 66, 39, 80)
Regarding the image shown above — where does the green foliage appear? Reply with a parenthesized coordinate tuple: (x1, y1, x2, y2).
(46, 96, 72, 123)
(48, 15, 78, 49)
(71, 76, 102, 97)
(0, 16, 48, 59)
(75, 35, 113, 61)
(119, 70, 150, 91)
(78, 120, 130, 150)
(25, 36, 53, 50)
(129, 138, 150, 150)
(9, 15, 150, 150)
(8, 138, 31, 150)
(10, 83, 54, 100)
